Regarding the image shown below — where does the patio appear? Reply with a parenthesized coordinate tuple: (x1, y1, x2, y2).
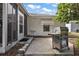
(25, 37, 74, 56)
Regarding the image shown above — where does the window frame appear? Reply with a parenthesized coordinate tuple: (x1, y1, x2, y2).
(43, 25, 50, 32)
(19, 15, 23, 33)
(7, 4, 17, 45)
(0, 3, 3, 47)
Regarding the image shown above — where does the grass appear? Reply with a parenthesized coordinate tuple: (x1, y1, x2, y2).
(68, 32, 79, 45)
(76, 38, 79, 48)
(68, 32, 79, 38)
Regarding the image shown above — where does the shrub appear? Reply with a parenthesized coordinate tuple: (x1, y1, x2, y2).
(76, 38, 79, 48)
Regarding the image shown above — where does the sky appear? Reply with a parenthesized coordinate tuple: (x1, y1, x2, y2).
(23, 3, 58, 15)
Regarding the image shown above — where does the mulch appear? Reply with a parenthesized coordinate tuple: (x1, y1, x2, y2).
(73, 45, 79, 56)
(69, 38, 79, 56)
(0, 43, 24, 56)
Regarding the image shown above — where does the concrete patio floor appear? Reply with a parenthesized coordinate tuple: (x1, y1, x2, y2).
(25, 37, 74, 56)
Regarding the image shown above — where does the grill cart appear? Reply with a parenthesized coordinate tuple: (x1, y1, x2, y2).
(49, 27, 69, 52)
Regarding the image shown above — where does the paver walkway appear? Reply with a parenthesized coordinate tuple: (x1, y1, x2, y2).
(25, 37, 74, 56)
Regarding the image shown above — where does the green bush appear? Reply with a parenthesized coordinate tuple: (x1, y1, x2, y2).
(76, 38, 79, 48)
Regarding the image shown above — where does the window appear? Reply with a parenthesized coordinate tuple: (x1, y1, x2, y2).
(13, 8, 17, 41)
(0, 4, 2, 47)
(43, 25, 50, 32)
(7, 4, 17, 45)
(0, 4, 2, 18)
(7, 4, 13, 44)
(19, 15, 23, 33)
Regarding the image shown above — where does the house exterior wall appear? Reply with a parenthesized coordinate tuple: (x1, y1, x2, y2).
(0, 3, 19, 53)
(0, 3, 26, 53)
(71, 23, 79, 32)
(66, 24, 71, 32)
(53, 21, 65, 27)
(66, 21, 79, 32)
(27, 15, 65, 36)
(27, 16, 52, 36)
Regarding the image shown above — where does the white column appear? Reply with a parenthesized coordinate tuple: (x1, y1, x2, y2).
(2, 3, 8, 53)
(18, 10, 24, 40)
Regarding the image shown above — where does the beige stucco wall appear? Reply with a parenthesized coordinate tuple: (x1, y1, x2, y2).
(27, 15, 65, 36)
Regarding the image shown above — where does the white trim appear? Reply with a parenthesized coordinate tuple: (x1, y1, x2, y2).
(18, 9, 24, 40)
(0, 3, 8, 53)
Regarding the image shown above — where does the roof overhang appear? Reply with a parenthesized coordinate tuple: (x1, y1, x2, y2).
(16, 3, 30, 16)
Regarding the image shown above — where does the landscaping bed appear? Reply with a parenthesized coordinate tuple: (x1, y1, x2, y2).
(0, 43, 24, 56)
(69, 38, 79, 56)
(0, 37, 33, 56)
(74, 45, 79, 56)
(68, 32, 79, 56)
